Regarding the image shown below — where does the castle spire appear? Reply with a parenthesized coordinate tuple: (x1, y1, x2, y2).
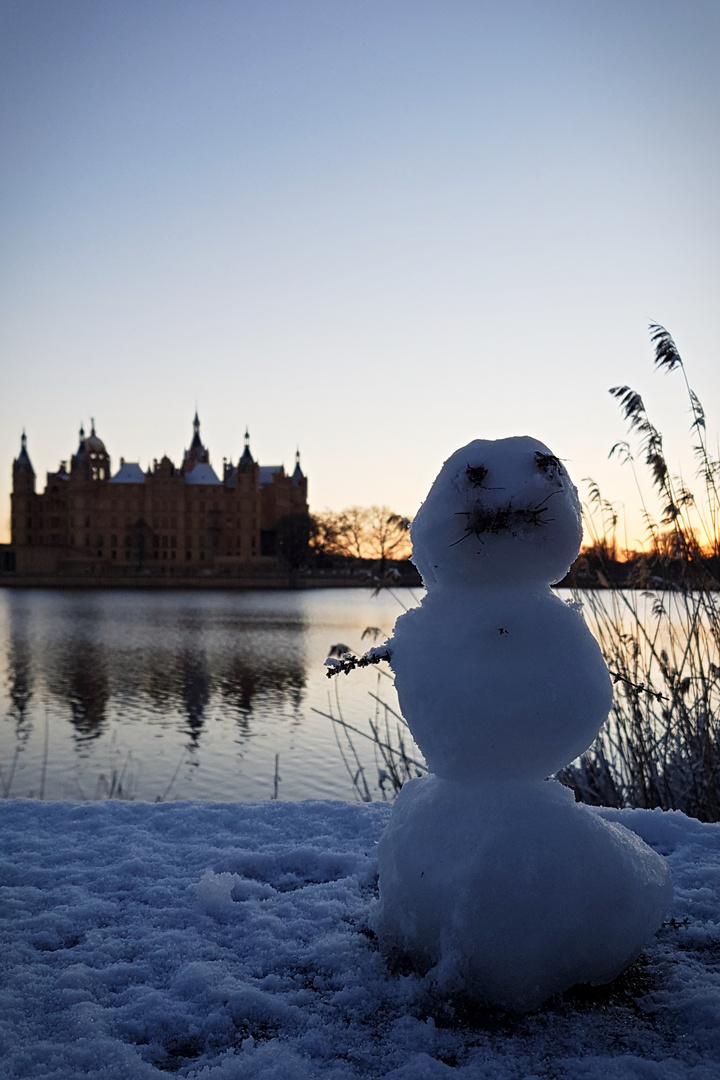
(181, 408, 209, 473)
(239, 427, 255, 472)
(291, 446, 304, 484)
(14, 430, 34, 470)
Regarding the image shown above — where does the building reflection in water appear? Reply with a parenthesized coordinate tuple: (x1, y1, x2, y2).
(5, 626, 34, 746)
(2, 592, 313, 779)
(216, 651, 307, 734)
(179, 649, 212, 744)
(46, 637, 111, 743)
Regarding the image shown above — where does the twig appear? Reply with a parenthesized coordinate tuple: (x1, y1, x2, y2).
(325, 645, 391, 678)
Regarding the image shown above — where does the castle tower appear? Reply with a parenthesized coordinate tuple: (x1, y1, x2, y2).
(291, 449, 304, 485)
(238, 428, 255, 474)
(11, 432, 36, 547)
(12, 431, 35, 493)
(71, 421, 110, 482)
(182, 411, 210, 474)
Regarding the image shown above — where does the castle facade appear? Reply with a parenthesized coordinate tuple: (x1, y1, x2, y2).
(10, 415, 308, 577)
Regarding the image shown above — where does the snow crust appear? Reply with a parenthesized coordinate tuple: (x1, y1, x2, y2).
(375, 778, 673, 1011)
(1, 799, 718, 1079)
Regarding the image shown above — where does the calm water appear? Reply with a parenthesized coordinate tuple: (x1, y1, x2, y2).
(0, 587, 422, 803)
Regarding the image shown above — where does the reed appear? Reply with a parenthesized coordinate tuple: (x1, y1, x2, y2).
(557, 324, 720, 820)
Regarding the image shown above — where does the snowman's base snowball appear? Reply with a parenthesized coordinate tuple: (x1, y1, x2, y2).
(375, 776, 672, 1013)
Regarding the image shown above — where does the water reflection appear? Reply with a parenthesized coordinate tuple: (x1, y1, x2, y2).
(217, 652, 306, 730)
(3, 592, 309, 748)
(5, 625, 33, 744)
(180, 649, 212, 742)
(0, 587, 408, 801)
(46, 639, 110, 743)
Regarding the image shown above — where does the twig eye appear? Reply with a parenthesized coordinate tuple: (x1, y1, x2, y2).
(535, 451, 562, 476)
(466, 464, 488, 487)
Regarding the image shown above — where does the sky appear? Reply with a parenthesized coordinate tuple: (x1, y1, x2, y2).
(1, 0, 719, 549)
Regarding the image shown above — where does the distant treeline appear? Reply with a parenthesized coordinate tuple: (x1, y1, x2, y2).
(561, 544, 720, 591)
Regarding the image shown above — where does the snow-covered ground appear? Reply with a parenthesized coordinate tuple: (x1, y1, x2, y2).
(2, 799, 719, 1079)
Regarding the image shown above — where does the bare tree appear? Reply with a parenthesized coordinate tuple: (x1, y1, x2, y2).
(363, 506, 412, 567)
(310, 506, 412, 564)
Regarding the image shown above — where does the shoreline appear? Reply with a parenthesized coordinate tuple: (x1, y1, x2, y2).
(0, 572, 422, 591)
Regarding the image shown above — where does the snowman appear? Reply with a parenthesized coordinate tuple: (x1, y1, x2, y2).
(375, 436, 672, 1012)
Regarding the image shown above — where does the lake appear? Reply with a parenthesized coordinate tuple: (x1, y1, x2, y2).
(0, 587, 424, 803)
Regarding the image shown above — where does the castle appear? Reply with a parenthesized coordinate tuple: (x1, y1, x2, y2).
(9, 414, 308, 578)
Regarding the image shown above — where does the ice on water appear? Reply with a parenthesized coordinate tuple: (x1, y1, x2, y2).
(376, 436, 672, 1011)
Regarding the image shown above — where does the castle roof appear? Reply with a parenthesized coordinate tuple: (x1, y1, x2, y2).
(184, 462, 222, 486)
(84, 421, 106, 455)
(110, 462, 146, 484)
(259, 465, 283, 486)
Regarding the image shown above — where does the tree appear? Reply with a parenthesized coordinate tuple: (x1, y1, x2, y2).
(309, 506, 412, 564)
(363, 506, 412, 568)
(276, 514, 310, 570)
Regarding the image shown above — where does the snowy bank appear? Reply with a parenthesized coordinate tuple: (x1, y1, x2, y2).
(1, 799, 719, 1079)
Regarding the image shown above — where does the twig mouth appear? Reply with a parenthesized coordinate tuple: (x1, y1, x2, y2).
(452, 490, 560, 546)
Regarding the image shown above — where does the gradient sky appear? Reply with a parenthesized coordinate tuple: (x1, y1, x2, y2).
(2, 0, 719, 549)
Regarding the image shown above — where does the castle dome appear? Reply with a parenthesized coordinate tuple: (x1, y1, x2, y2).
(84, 421, 106, 454)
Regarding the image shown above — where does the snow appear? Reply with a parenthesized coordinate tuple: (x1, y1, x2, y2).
(380, 437, 669, 1009)
(376, 778, 672, 1011)
(1, 799, 719, 1079)
(389, 588, 612, 781)
(408, 436, 582, 590)
(388, 436, 611, 780)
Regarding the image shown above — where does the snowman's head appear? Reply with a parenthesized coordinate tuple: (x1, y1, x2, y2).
(411, 436, 582, 589)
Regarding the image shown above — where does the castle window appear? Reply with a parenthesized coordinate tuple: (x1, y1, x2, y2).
(111, 535, 117, 547)
(111, 551, 117, 559)
(85, 517, 90, 527)
(170, 536, 177, 548)
(85, 535, 90, 547)
(186, 551, 192, 560)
